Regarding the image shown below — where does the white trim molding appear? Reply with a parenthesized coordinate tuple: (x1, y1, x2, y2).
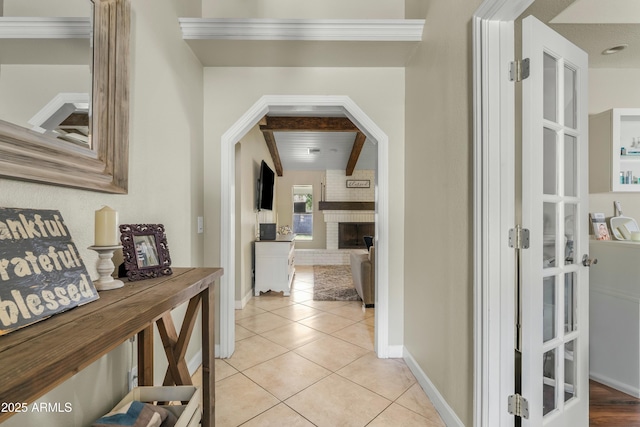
(0, 17, 90, 38)
(589, 373, 640, 399)
(180, 18, 424, 41)
(387, 345, 404, 359)
(28, 92, 89, 134)
(404, 348, 465, 427)
(220, 95, 391, 359)
(235, 288, 254, 310)
(472, 0, 534, 426)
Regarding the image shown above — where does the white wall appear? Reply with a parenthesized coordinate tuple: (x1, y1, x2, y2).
(0, 0, 205, 425)
(404, 0, 429, 19)
(203, 67, 405, 346)
(0, 65, 90, 129)
(3, 0, 88, 16)
(404, 0, 481, 425)
(201, 0, 404, 19)
(325, 169, 375, 201)
(236, 125, 276, 304)
(589, 68, 640, 220)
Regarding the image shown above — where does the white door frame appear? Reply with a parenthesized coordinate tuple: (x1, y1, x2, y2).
(219, 95, 391, 359)
(473, 0, 534, 425)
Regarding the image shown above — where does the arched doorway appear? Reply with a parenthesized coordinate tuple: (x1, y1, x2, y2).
(218, 95, 391, 359)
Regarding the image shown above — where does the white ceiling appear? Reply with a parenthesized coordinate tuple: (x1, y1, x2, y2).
(262, 110, 377, 173)
(527, 0, 640, 68)
(551, 0, 640, 24)
(275, 131, 377, 172)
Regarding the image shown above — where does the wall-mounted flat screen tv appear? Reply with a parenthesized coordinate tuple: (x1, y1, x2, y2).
(257, 160, 275, 211)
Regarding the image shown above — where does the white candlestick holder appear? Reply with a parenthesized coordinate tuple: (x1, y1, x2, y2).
(88, 245, 125, 291)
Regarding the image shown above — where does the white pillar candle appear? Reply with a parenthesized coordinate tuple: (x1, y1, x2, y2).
(95, 206, 119, 246)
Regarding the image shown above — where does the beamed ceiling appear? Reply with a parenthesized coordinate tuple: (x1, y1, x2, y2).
(259, 116, 375, 176)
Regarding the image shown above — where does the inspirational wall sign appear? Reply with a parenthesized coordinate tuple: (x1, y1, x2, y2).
(0, 208, 99, 335)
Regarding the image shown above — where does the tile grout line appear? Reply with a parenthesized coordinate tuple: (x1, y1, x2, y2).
(220, 265, 443, 426)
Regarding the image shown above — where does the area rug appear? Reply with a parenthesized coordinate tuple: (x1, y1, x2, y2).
(313, 265, 361, 301)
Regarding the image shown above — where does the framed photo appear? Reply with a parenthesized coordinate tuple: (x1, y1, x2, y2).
(346, 179, 370, 188)
(590, 213, 611, 241)
(119, 224, 172, 281)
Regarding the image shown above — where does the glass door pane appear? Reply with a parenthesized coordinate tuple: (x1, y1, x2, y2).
(543, 203, 557, 268)
(564, 66, 577, 130)
(544, 128, 557, 195)
(564, 273, 577, 333)
(564, 135, 577, 197)
(544, 53, 558, 122)
(543, 348, 557, 416)
(564, 340, 576, 402)
(543, 276, 556, 343)
(564, 204, 576, 265)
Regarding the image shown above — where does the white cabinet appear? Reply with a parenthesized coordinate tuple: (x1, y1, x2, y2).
(590, 108, 640, 192)
(589, 240, 640, 397)
(254, 234, 295, 296)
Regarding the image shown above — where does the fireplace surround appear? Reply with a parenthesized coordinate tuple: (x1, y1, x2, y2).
(338, 222, 374, 249)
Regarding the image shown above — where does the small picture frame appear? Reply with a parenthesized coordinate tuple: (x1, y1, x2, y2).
(590, 213, 611, 241)
(120, 224, 172, 281)
(346, 179, 370, 188)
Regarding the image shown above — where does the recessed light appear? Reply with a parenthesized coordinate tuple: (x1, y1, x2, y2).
(602, 44, 628, 55)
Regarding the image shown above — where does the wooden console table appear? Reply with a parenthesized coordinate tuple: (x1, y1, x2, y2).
(0, 267, 222, 426)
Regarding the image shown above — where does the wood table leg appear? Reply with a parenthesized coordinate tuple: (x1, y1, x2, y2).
(157, 313, 192, 386)
(161, 295, 201, 386)
(137, 325, 154, 386)
(202, 286, 215, 427)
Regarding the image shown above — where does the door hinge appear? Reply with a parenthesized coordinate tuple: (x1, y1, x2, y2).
(508, 394, 530, 419)
(509, 226, 530, 249)
(509, 58, 530, 82)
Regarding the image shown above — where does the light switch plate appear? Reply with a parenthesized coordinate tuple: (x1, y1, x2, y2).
(197, 216, 204, 234)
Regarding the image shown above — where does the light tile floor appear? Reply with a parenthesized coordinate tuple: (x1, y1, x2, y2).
(203, 266, 446, 426)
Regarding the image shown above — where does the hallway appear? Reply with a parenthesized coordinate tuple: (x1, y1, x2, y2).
(210, 265, 445, 426)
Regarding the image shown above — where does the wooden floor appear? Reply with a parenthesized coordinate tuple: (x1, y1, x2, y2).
(590, 380, 640, 426)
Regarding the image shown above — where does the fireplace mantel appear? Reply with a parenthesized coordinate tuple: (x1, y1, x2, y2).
(319, 201, 374, 211)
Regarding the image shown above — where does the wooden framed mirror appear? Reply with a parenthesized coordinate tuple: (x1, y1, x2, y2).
(0, 0, 130, 194)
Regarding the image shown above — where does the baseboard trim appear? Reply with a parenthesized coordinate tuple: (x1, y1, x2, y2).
(235, 289, 253, 310)
(387, 345, 404, 358)
(590, 372, 640, 398)
(188, 352, 203, 376)
(403, 347, 464, 427)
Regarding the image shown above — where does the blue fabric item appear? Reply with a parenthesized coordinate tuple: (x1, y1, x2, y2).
(93, 401, 145, 426)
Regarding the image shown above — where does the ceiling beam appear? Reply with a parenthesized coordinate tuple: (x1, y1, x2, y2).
(59, 112, 89, 127)
(346, 132, 366, 176)
(259, 116, 364, 176)
(261, 129, 284, 176)
(259, 116, 359, 132)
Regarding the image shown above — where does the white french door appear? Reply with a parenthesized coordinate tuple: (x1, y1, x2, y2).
(521, 15, 589, 426)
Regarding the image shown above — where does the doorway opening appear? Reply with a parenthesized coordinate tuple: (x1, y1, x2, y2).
(219, 95, 391, 359)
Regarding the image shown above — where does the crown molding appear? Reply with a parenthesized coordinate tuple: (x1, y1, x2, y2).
(180, 18, 424, 41)
(0, 17, 91, 38)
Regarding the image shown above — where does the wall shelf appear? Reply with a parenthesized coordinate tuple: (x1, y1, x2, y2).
(590, 108, 640, 192)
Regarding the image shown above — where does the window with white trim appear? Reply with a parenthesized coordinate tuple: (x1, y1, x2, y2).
(292, 185, 313, 240)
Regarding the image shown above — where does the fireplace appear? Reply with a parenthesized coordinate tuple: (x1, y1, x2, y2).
(338, 222, 374, 249)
